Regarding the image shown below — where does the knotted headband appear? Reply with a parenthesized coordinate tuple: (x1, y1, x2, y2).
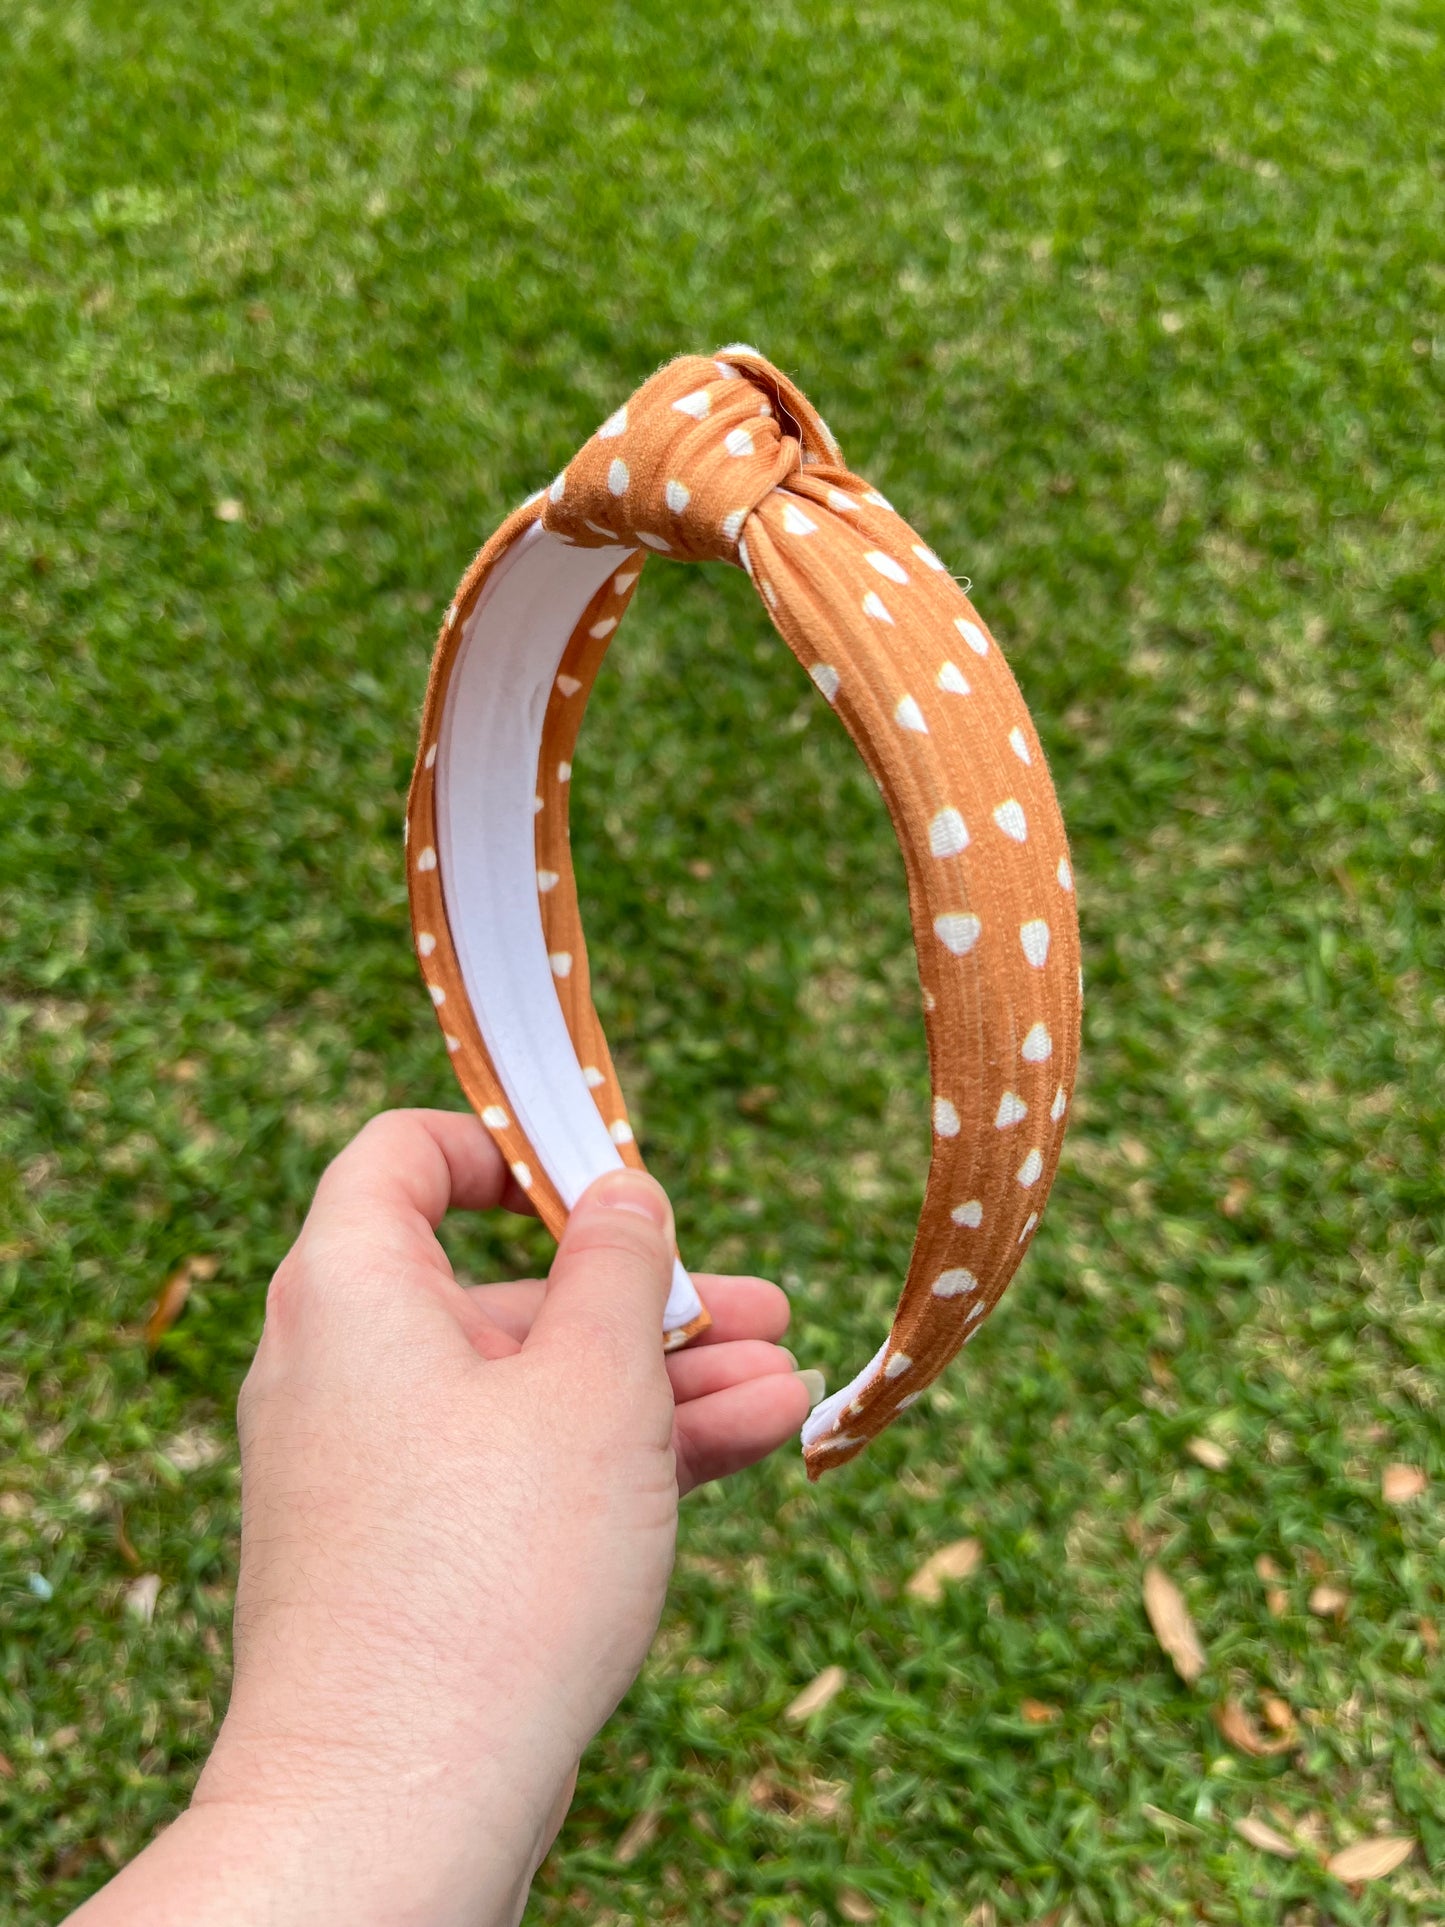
(407, 347, 1081, 1477)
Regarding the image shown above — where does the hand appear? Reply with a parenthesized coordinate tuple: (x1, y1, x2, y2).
(72, 1109, 818, 1927)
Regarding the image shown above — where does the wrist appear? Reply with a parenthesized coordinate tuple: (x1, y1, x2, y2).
(71, 1728, 561, 1927)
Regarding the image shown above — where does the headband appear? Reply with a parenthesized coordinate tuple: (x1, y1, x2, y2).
(406, 347, 1080, 1477)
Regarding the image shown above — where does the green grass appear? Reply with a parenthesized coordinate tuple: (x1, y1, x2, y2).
(2, 0, 1443, 1918)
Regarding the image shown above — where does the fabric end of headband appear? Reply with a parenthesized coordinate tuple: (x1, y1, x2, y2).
(662, 1309, 710, 1352)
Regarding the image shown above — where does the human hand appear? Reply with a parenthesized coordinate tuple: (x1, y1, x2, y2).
(72, 1109, 818, 1927)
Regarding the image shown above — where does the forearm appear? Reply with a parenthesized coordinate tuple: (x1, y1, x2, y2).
(67, 1758, 548, 1927)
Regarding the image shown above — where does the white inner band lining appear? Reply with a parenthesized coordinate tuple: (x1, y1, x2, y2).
(434, 521, 702, 1331)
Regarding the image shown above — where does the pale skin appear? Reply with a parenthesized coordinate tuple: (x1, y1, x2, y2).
(70, 1108, 819, 1927)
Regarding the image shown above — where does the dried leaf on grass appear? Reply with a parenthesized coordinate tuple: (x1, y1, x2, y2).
(124, 1574, 161, 1624)
(1020, 1699, 1060, 1724)
(1261, 1695, 1296, 1737)
(612, 1806, 660, 1865)
(1216, 1699, 1294, 1757)
(1381, 1463, 1427, 1505)
(1308, 1583, 1349, 1620)
(1186, 1436, 1230, 1471)
(906, 1537, 982, 1602)
(1235, 1814, 1299, 1859)
(747, 1771, 846, 1821)
(1325, 1835, 1415, 1881)
(784, 1665, 846, 1722)
(1143, 1565, 1206, 1684)
(837, 1891, 876, 1923)
(114, 1509, 140, 1569)
(144, 1255, 219, 1347)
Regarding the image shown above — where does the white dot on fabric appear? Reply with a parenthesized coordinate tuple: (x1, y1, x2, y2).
(428, 983, 446, 1006)
(724, 426, 755, 458)
(895, 693, 928, 733)
(912, 543, 947, 572)
(863, 488, 893, 509)
(1058, 856, 1074, 892)
(549, 473, 567, 503)
(922, 987, 937, 1013)
(416, 846, 437, 872)
(763, 578, 778, 607)
(445, 1034, 461, 1052)
(964, 1298, 988, 1324)
(810, 663, 841, 702)
(589, 616, 617, 639)
(537, 869, 559, 893)
(672, 389, 710, 419)
(812, 1433, 861, 1452)
(556, 674, 582, 697)
(896, 1390, 924, 1410)
(417, 932, 436, 957)
(955, 618, 989, 657)
(558, 761, 571, 782)
(933, 1267, 979, 1297)
(758, 399, 772, 416)
(583, 520, 616, 539)
(933, 1096, 961, 1137)
(934, 913, 982, 956)
(781, 500, 818, 536)
(614, 570, 640, 593)
(714, 359, 741, 379)
(1019, 1212, 1039, 1241)
(1017, 1149, 1044, 1187)
(597, 405, 628, 439)
(444, 603, 457, 630)
(884, 1353, 912, 1379)
(827, 488, 859, 513)
(511, 1161, 532, 1189)
(737, 537, 752, 575)
(606, 458, 629, 496)
(993, 799, 1028, 842)
(929, 807, 970, 857)
(533, 795, 544, 814)
(582, 1065, 606, 1088)
(1021, 1021, 1053, 1061)
(866, 550, 909, 584)
(995, 1090, 1028, 1128)
(952, 1200, 984, 1228)
(1051, 1086, 1068, 1122)
(424, 742, 438, 769)
(1020, 919, 1051, 967)
(665, 479, 691, 513)
(609, 1119, 634, 1145)
(721, 509, 747, 542)
(937, 660, 971, 695)
(863, 590, 894, 624)
(637, 532, 672, 551)
(481, 1105, 509, 1129)
(550, 952, 573, 978)
(1009, 725, 1033, 765)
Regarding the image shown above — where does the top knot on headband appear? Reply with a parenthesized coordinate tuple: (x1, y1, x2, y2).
(542, 350, 833, 563)
(407, 345, 1081, 1478)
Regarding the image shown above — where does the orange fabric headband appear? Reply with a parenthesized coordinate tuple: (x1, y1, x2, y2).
(406, 347, 1080, 1477)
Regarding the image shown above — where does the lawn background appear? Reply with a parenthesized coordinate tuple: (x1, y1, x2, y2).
(2, 0, 1443, 1919)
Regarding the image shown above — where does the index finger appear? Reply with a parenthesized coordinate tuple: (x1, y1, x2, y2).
(309, 1108, 535, 1239)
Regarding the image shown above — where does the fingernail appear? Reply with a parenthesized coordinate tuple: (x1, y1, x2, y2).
(589, 1169, 673, 1233)
(796, 1368, 827, 1407)
(779, 1346, 799, 1369)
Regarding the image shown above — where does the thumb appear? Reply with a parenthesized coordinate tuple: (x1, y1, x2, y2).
(524, 1167, 677, 1366)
